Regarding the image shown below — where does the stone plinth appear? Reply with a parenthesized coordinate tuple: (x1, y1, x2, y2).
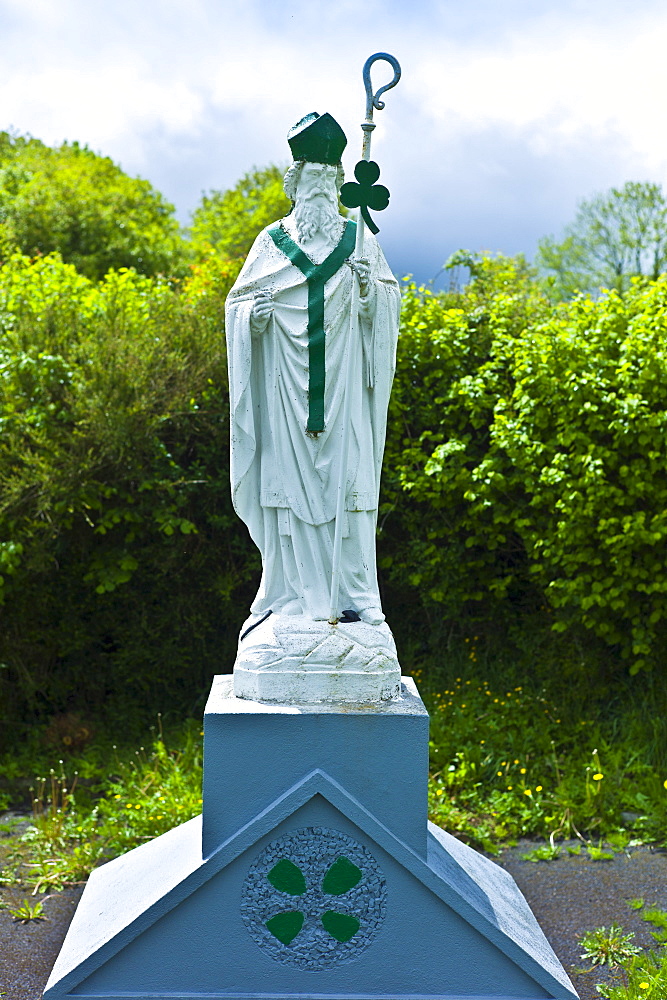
(203, 675, 428, 858)
(44, 675, 579, 1000)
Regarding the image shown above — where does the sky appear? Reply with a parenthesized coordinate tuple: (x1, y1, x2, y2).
(2, 0, 667, 286)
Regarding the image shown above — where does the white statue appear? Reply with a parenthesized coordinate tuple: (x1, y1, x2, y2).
(226, 111, 402, 703)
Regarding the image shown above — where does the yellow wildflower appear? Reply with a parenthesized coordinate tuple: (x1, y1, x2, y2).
(593, 773, 604, 781)
(520, 767, 526, 774)
(524, 789, 532, 796)
(536, 786, 543, 792)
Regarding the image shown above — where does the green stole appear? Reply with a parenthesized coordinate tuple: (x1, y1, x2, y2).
(267, 219, 357, 434)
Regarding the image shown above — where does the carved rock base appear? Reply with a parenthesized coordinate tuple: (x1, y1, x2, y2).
(233, 613, 401, 704)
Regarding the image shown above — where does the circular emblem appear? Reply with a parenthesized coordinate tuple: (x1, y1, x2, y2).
(241, 826, 387, 969)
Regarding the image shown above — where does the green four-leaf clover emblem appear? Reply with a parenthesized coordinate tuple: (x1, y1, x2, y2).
(265, 855, 363, 945)
(241, 827, 386, 969)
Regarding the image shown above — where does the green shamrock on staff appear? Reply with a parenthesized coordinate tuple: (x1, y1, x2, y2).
(340, 160, 390, 235)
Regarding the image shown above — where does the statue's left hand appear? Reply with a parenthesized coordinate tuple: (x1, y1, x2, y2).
(351, 257, 372, 297)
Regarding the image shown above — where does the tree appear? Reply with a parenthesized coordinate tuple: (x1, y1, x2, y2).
(0, 132, 186, 280)
(189, 164, 291, 263)
(536, 182, 667, 299)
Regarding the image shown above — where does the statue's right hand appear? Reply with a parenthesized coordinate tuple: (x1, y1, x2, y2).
(252, 290, 274, 326)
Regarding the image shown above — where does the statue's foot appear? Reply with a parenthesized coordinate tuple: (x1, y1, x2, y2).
(358, 606, 385, 625)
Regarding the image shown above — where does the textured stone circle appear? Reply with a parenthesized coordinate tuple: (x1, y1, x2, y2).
(241, 826, 387, 969)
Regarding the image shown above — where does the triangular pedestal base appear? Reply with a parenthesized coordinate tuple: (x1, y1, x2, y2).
(45, 677, 578, 1000)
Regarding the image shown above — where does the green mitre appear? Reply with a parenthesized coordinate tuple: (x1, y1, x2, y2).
(287, 112, 347, 165)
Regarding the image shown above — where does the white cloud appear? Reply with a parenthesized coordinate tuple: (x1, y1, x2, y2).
(1, 0, 667, 278)
(412, 13, 667, 175)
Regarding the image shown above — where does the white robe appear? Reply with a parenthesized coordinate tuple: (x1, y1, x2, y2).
(225, 218, 400, 619)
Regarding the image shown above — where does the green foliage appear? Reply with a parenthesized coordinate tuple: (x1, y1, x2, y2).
(596, 951, 667, 999)
(587, 842, 616, 861)
(0, 249, 256, 731)
(579, 924, 641, 967)
(521, 844, 561, 862)
(420, 667, 667, 851)
(537, 181, 667, 299)
(641, 907, 667, 947)
(190, 164, 290, 263)
(4, 673, 667, 889)
(7, 897, 46, 922)
(2, 721, 203, 891)
(384, 256, 667, 674)
(596, 906, 667, 998)
(0, 132, 186, 280)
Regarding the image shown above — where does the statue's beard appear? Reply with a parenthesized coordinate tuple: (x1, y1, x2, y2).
(293, 190, 341, 243)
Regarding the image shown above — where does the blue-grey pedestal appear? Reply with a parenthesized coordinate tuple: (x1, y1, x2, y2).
(44, 676, 578, 1000)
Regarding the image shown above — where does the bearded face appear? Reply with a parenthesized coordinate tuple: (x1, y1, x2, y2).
(289, 162, 343, 243)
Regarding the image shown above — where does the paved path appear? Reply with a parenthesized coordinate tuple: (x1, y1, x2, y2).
(501, 839, 667, 1000)
(2, 838, 666, 999)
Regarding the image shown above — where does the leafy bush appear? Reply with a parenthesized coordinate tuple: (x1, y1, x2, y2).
(0, 250, 256, 735)
(383, 255, 667, 674)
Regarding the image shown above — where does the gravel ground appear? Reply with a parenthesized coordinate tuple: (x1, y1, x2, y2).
(500, 839, 667, 1000)
(1, 831, 666, 1000)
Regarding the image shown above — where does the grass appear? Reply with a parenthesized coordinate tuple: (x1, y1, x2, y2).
(1, 655, 667, 889)
(0, 717, 203, 893)
(413, 660, 667, 854)
(6, 897, 47, 922)
(591, 904, 667, 999)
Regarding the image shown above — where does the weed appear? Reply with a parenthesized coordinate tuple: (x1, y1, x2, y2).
(595, 907, 667, 998)
(588, 843, 615, 861)
(641, 907, 667, 946)
(4, 664, 667, 891)
(596, 951, 667, 998)
(521, 845, 561, 862)
(9, 898, 46, 922)
(608, 832, 634, 852)
(3, 718, 203, 891)
(415, 666, 667, 853)
(567, 844, 582, 855)
(579, 924, 641, 967)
